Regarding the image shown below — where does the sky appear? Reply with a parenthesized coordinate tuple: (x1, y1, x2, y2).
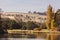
(0, 0, 60, 13)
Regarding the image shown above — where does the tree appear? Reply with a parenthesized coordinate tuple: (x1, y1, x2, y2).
(8, 20, 16, 29)
(28, 11, 32, 13)
(46, 5, 55, 30)
(54, 9, 60, 31)
(25, 21, 39, 30)
(0, 8, 6, 33)
(19, 21, 39, 30)
(55, 9, 60, 26)
(33, 11, 36, 13)
(51, 10, 55, 30)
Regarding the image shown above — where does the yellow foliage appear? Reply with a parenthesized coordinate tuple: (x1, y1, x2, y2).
(46, 5, 55, 30)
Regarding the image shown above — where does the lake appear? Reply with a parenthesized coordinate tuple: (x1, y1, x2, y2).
(0, 32, 60, 40)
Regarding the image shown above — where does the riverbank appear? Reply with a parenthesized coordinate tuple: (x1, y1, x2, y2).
(7, 29, 60, 35)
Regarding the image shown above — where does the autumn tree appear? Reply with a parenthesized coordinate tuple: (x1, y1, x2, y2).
(46, 5, 55, 30)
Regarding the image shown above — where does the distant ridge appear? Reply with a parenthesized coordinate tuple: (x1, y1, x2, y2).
(37, 12, 46, 15)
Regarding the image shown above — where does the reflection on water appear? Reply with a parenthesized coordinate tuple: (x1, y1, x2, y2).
(0, 33, 60, 40)
(0, 38, 45, 40)
(0, 33, 46, 40)
(0, 34, 37, 38)
(0, 32, 46, 38)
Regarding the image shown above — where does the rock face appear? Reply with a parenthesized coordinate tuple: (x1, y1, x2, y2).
(1, 12, 46, 23)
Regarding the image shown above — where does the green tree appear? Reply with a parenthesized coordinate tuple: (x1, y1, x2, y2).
(54, 9, 60, 28)
(19, 21, 39, 30)
(24, 21, 39, 30)
(7, 19, 15, 29)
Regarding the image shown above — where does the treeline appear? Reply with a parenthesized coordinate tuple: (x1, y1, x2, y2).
(0, 17, 47, 33)
(0, 18, 46, 30)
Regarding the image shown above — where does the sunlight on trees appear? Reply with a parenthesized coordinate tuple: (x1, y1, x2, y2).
(46, 5, 55, 30)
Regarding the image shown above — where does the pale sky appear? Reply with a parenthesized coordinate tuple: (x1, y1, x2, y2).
(0, 0, 60, 12)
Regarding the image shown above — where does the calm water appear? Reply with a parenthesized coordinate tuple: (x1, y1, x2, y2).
(0, 32, 60, 40)
(0, 32, 46, 40)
